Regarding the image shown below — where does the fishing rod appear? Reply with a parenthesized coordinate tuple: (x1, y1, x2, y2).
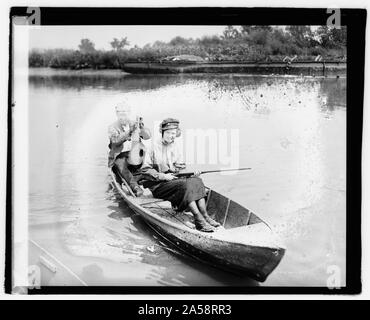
(174, 167, 252, 178)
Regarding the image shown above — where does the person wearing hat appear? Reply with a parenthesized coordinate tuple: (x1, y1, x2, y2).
(138, 118, 221, 232)
(108, 102, 151, 196)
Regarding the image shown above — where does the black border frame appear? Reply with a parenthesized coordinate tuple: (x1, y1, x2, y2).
(6, 7, 365, 295)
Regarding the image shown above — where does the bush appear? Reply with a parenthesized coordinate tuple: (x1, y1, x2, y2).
(29, 26, 347, 69)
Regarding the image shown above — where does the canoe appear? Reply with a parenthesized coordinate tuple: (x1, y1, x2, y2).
(109, 168, 285, 282)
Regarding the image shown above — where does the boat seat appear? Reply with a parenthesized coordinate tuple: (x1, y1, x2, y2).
(134, 188, 172, 207)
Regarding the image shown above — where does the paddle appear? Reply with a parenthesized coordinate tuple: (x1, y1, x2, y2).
(174, 167, 252, 178)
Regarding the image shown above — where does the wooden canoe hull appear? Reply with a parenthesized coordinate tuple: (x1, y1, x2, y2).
(144, 219, 285, 282)
(110, 169, 285, 282)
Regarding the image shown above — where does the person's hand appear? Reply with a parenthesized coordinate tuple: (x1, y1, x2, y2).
(160, 173, 178, 181)
(174, 162, 186, 170)
(138, 117, 145, 129)
(131, 122, 139, 132)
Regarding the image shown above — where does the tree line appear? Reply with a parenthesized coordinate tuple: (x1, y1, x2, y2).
(29, 26, 346, 69)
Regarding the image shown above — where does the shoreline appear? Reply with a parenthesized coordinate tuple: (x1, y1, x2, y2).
(28, 67, 129, 77)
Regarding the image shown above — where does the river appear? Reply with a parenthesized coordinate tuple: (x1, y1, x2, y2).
(28, 68, 346, 287)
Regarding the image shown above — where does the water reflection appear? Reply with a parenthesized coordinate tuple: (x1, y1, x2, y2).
(29, 71, 346, 116)
(29, 72, 187, 92)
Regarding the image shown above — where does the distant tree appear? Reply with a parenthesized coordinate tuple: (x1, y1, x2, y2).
(78, 38, 96, 54)
(286, 26, 315, 48)
(245, 29, 271, 46)
(315, 26, 346, 49)
(241, 25, 273, 35)
(328, 27, 347, 47)
(110, 37, 130, 51)
(222, 26, 241, 39)
(29, 49, 44, 67)
(197, 35, 223, 46)
(270, 28, 289, 43)
(152, 40, 167, 47)
(169, 36, 192, 46)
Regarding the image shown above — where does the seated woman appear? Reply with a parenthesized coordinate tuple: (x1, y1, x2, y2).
(138, 118, 221, 233)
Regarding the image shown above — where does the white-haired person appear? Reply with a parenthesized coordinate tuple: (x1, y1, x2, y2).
(108, 102, 151, 196)
(138, 118, 221, 232)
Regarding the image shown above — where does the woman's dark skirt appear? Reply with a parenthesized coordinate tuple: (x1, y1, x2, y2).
(150, 177, 206, 211)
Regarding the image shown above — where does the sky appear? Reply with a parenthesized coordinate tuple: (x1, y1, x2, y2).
(29, 26, 228, 50)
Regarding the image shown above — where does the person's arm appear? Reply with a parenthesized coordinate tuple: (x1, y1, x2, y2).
(140, 147, 176, 181)
(141, 168, 176, 181)
(138, 118, 151, 140)
(108, 125, 131, 146)
(139, 127, 151, 140)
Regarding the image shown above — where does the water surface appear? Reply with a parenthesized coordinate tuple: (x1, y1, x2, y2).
(29, 69, 346, 287)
